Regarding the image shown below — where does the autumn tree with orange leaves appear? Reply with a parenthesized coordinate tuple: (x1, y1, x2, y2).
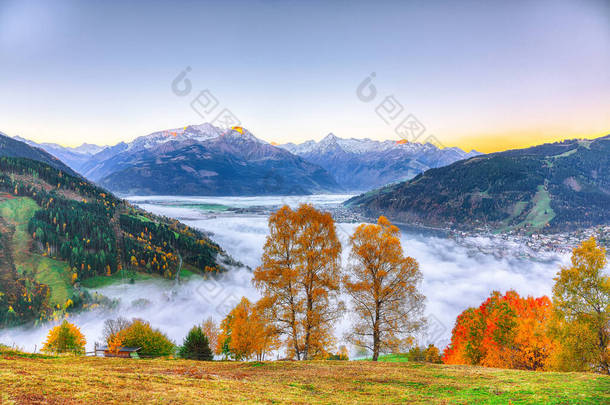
(442, 290, 555, 370)
(343, 216, 425, 361)
(254, 204, 343, 360)
(217, 297, 279, 361)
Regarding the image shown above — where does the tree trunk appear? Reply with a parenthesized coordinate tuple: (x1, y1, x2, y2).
(303, 278, 314, 360)
(598, 327, 609, 374)
(303, 296, 313, 360)
(291, 314, 300, 361)
(289, 284, 301, 361)
(372, 303, 380, 361)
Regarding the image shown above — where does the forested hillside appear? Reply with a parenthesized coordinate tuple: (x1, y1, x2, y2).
(347, 135, 610, 232)
(0, 133, 78, 176)
(0, 157, 232, 327)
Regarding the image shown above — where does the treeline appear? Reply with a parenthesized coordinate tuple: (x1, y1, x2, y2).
(0, 157, 121, 205)
(444, 237, 609, 374)
(120, 214, 221, 277)
(28, 197, 118, 278)
(0, 157, 120, 277)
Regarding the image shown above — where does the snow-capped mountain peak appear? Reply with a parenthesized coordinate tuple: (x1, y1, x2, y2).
(219, 126, 267, 144)
(279, 133, 482, 191)
(321, 132, 339, 143)
(282, 133, 423, 155)
(72, 143, 106, 155)
(127, 123, 223, 150)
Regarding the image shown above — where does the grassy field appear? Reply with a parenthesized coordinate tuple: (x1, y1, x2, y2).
(374, 353, 411, 362)
(80, 268, 156, 289)
(0, 354, 608, 404)
(81, 263, 203, 289)
(521, 185, 556, 230)
(0, 197, 74, 306)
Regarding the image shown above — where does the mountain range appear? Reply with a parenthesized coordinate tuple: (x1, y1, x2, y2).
(347, 135, 610, 232)
(96, 128, 341, 196)
(9, 124, 477, 195)
(281, 134, 480, 191)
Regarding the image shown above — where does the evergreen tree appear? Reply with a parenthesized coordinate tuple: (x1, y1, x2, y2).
(179, 325, 214, 361)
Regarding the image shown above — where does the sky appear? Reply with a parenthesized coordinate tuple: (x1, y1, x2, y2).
(0, 0, 608, 153)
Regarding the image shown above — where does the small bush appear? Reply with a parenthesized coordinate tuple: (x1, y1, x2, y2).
(407, 344, 442, 363)
(424, 344, 442, 363)
(408, 346, 425, 361)
(179, 326, 213, 360)
(114, 319, 175, 357)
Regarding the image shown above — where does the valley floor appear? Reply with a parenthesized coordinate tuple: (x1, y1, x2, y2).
(1, 355, 608, 404)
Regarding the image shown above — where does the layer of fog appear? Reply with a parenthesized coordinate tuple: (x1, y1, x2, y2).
(0, 195, 570, 355)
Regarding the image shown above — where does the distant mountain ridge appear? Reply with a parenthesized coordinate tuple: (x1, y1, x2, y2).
(12, 135, 106, 174)
(12, 125, 341, 195)
(97, 128, 341, 196)
(0, 132, 79, 176)
(281, 134, 481, 191)
(347, 135, 610, 232)
(12, 124, 480, 195)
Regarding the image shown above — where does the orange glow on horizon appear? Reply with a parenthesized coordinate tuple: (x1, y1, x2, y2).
(449, 131, 609, 153)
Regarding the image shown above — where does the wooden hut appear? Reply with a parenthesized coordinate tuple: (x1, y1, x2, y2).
(95, 344, 141, 358)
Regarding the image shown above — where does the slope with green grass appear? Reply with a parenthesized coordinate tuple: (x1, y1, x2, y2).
(0, 197, 73, 307)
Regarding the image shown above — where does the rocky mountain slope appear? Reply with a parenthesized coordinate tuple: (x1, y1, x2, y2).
(94, 127, 341, 195)
(281, 134, 480, 191)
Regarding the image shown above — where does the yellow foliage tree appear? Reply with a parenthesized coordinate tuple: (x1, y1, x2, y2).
(109, 319, 175, 357)
(548, 237, 609, 374)
(218, 297, 279, 361)
(424, 344, 442, 363)
(254, 204, 343, 360)
(42, 320, 86, 355)
(343, 216, 425, 361)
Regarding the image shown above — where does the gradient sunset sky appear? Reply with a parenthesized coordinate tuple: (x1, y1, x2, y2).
(1, 0, 608, 153)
